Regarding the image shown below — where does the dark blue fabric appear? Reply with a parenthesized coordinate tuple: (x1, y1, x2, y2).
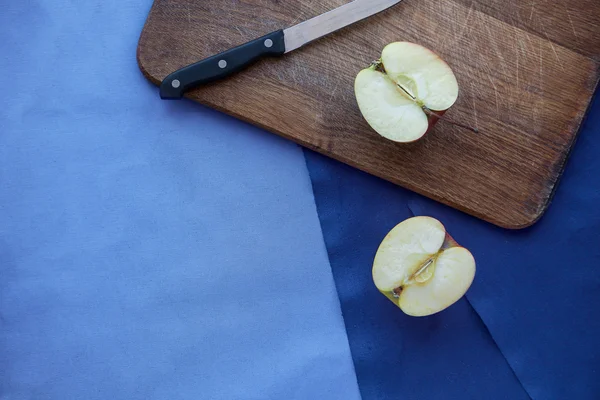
(304, 93, 600, 400)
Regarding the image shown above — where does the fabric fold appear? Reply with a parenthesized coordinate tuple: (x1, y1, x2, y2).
(304, 150, 532, 399)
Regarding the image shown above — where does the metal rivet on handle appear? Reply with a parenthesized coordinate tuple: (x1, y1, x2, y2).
(264, 39, 273, 48)
(171, 79, 180, 88)
(218, 60, 227, 69)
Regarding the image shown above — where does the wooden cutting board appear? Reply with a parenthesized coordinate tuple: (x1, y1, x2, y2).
(137, 0, 600, 229)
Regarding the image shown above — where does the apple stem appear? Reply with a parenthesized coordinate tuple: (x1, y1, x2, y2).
(422, 107, 479, 133)
(370, 59, 385, 73)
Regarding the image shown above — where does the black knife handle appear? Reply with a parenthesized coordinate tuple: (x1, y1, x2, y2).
(159, 30, 286, 99)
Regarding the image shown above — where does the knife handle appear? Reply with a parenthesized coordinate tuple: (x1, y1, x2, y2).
(159, 30, 286, 99)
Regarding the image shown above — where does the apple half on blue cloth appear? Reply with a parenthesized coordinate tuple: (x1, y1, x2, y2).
(373, 217, 476, 316)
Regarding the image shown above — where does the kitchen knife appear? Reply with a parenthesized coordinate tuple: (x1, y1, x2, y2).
(159, 0, 403, 99)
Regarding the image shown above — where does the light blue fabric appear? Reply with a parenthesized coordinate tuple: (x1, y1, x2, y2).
(0, 2, 360, 399)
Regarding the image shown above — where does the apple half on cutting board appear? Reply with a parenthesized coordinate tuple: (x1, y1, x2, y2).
(355, 42, 459, 143)
(373, 217, 475, 316)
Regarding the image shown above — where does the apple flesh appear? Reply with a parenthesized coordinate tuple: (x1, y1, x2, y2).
(372, 216, 475, 317)
(355, 42, 459, 143)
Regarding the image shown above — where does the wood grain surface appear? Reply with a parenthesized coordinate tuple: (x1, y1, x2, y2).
(137, 0, 600, 229)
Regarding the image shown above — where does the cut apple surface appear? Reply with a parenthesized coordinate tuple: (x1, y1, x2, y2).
(355, 42, 459, 143)
(355, 69, 429, 143)
(372, 216, 475, 317)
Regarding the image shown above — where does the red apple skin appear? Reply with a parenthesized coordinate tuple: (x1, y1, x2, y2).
(422, 109, 446, 140)
(441, 232, 460, 249)
(426, 109, 446, 129)
(394, 109, 447, 144)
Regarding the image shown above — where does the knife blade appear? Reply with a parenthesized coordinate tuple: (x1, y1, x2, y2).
(159, 0, 403, 99)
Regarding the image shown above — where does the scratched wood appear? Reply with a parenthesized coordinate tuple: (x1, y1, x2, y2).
(137, 0, 600, 229)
